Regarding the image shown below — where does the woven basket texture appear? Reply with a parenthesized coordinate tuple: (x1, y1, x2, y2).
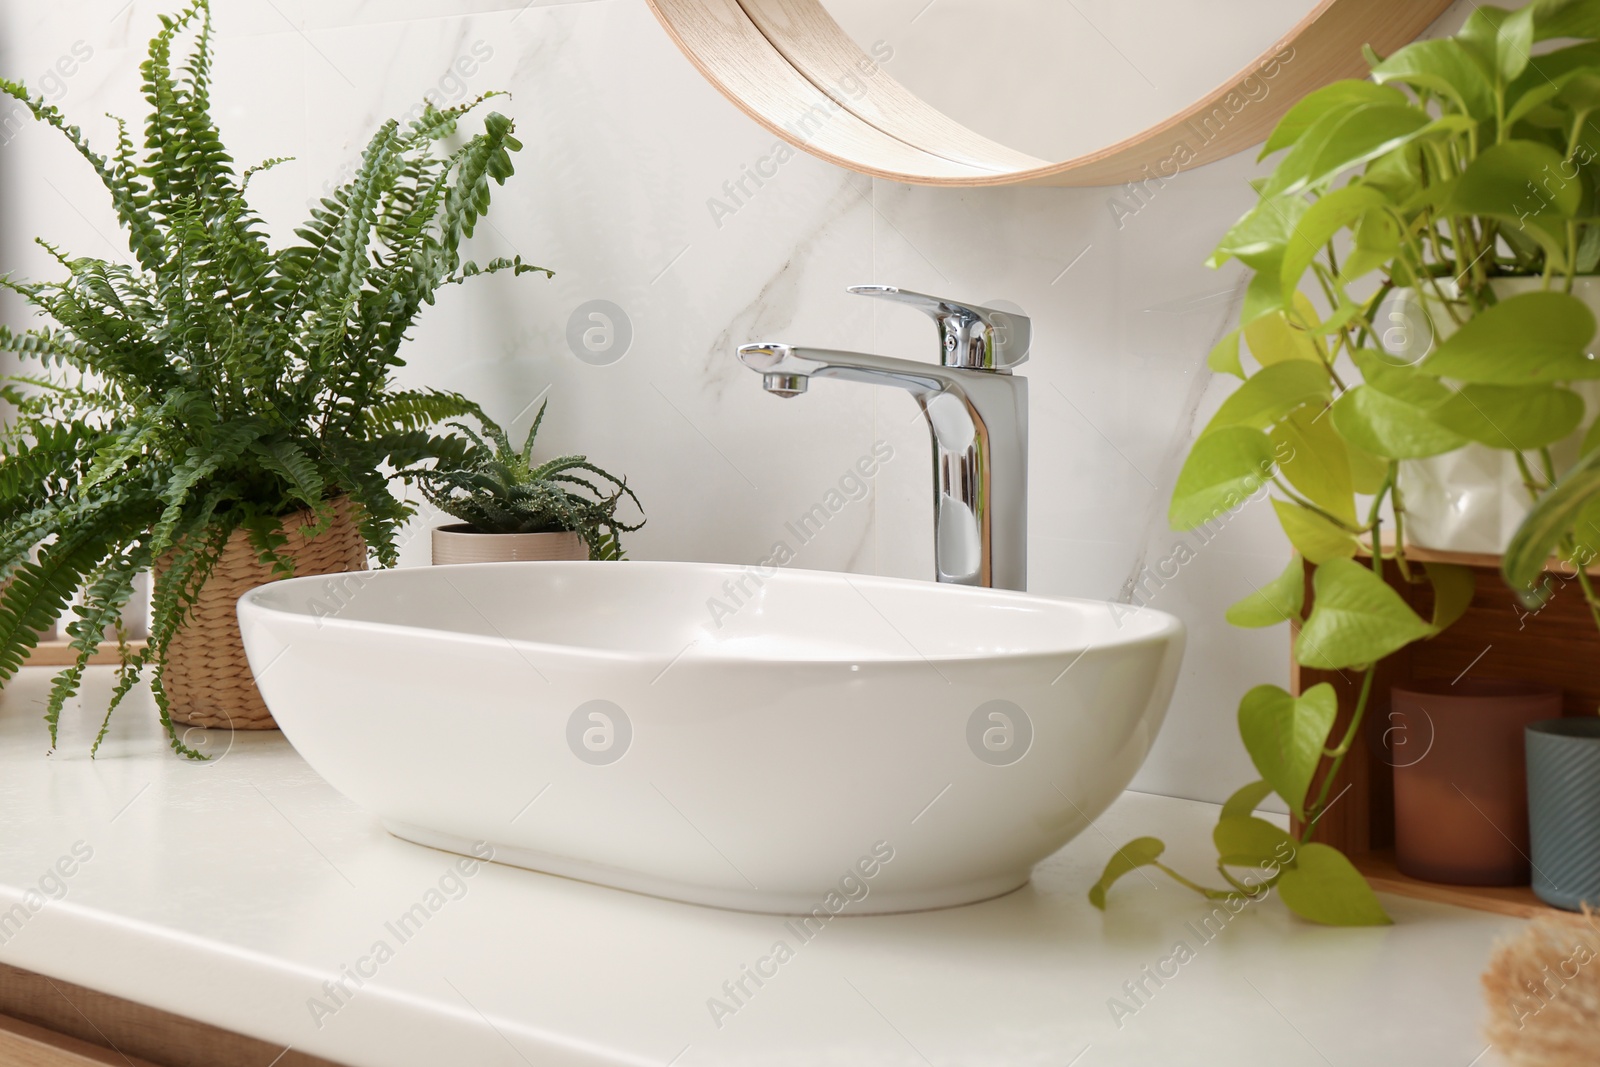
(159, 499, 366, 729)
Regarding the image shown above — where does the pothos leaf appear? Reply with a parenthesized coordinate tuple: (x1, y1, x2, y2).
(1275, 843, 1392, 926)
(1221, 780, 1276, 821)
(1272, 499, 1359, 564)
(1169, 427, 1276, 531)
(1088, 837, 1166, 910)
(1237, 683, 1338, 819)
(1424, 562, 1477, 633)
(1226, 555, 1306, 628)
(1295, 559, 1433, 669)
(1505, 447, 1600, 598)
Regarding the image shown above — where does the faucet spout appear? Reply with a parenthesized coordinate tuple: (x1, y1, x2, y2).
(737, 339, 1028, 591)
(739, 343, 957, 398)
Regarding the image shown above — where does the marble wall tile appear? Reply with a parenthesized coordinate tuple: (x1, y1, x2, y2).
(284, 2, 886, 569)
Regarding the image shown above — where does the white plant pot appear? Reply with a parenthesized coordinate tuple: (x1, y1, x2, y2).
(431, 526, 589, 565)
(1394, 277, 1600, 554)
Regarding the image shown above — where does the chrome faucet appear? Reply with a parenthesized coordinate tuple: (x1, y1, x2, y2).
(739, 286, 1029, 591)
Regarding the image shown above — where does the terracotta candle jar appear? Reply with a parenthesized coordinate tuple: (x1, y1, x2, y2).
(1389, 679, 1561, 886)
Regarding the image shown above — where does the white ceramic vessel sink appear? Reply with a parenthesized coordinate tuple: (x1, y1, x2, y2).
(238, 562, 1184, 914)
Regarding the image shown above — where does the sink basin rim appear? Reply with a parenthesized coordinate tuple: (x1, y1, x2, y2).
(238, 559, 1183, 667)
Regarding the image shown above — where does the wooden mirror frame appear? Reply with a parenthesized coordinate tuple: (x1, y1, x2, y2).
(645, 0, 1456, 187)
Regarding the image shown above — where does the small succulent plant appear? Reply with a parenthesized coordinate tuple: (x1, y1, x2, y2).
(421, 403, 643, 559)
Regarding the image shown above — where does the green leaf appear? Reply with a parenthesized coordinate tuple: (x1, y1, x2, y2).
(1430, 384, 1585, 449)
(1559, 68, 1600, 111)
(1221, 780, 1277, 821)
(1569, 494, 1600, 563)
(1088, 837, 1166, 910)
(1226, 554, 1306, 628)
(1346, 438, 1390, 495)
(1279, 185, 1388, 301)
(1505, 446, 1600, 595)
(1209, 327, 1244, 378)
(1169, 426, 1275, 531)
(1215, 815, 1298, 868)
(1309, 298, 1365, 337)
(1459, 3, 1536, 82)
(1242, 264, 1293, 326)
(1244, 300, 1325, 367)
(1361, 136, 1425, 202)
(1341, 210, 1402, 283)
(1295, 558, 1434, 670)
(1201, 361, 1332, 437)
(1420, 292, 1599, 384)
(1263, 105, 1431, 197)
(1353, 347, 1447, 395)
(1272, 406, 1356, 524)
(1370, 38, 1495, 120)
(1261, 81, 1408, 158)
(1331, 383, 1465, 459)
(1209, 195, 1309, 271)
(1445, 142, 1580, 218)
(1275, 843, 1392, 926)
(1583, 410, 1600, 456)
(1424, 562, 1477, 633)
(1238, 682, 1338, 819)
(1272, 499, 1359, 563)
(1505, 78, 1566, 126)
(1534, 0, 1600, 41)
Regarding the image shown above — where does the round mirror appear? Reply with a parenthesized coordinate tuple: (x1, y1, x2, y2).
(646, 0, 1455, 186)
(815, 0, 1318, 165)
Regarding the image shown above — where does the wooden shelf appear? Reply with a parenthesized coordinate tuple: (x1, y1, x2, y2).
(20, 640, 145, 669)
(1292, 545, 1598, 921)
(1351, 850, 1577, 921)
(1359, 537, 1600, 577)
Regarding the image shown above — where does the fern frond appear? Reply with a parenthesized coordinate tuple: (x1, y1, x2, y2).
(45, 547, 147, 749)
(0, 1, 540, 752)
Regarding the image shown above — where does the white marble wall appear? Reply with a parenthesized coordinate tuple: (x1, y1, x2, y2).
(0, 0, 1475, 804)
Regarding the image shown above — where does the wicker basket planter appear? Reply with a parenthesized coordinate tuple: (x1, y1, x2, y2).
(158, 500, 367, 730)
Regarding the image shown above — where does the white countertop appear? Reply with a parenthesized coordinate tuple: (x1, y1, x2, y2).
(0, 667, 1518, 1067)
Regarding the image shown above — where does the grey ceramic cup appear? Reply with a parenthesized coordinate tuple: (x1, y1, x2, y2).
(1527, 718, 1600, 911)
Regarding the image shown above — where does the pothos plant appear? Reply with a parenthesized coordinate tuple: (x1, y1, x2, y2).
(1091, 0, 1600, 925)
(0, 0, 548, 756)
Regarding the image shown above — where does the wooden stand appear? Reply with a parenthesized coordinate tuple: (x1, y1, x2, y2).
(20, 640, 145, 669)
(1290, 544, 1598, 920)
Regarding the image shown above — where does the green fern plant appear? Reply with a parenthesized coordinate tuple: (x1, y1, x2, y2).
(0, 0, 550, 757)
(421, 403, 643, 560)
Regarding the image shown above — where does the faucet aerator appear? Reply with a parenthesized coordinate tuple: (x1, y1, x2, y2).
(762, 373, 808, 398)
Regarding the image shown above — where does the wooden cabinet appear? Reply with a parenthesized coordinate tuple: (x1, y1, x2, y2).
(0, 963, 341, 1067)
(0, 1014, 162, 1067)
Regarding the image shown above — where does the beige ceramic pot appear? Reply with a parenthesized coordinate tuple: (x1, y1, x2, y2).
(1396, 277, 1600, 553)
(431, 525, 589, 565)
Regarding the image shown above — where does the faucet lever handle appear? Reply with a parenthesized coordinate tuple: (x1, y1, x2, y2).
(847, 285, 1030, 371)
